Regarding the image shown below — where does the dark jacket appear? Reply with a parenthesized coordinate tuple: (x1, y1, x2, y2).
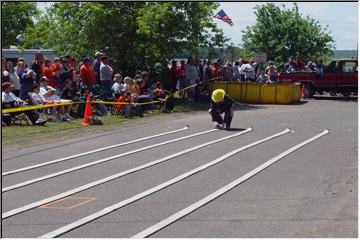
(210, 94, 234, 113)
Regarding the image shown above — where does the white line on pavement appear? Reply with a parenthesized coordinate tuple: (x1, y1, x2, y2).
(2, 126, 190, 176)
(39, 128, 290, 238)
(2, 127, 252, 219)
(132, 129, 330, 238)
(2, 128, 217, 193)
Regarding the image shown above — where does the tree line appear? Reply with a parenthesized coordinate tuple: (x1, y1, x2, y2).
(2, 2, 335, 73)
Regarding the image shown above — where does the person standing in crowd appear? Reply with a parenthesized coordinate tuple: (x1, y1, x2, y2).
(203, 60, 213, 82)
(209, 89, 235, 130)
(109, 58, 117, 78)
(233, 61, 240, 81)
(93, 51, 103, 85)
(284, 57, 297, 72)
(240, 60, 256, 82)
(51, 57, 61, 88)
(265, 62, 279, 83)
(194, 58, 204, 101)
(185, 56, 199, 100)
(141, 71, 150, 90)
(18, 60, 36, 100)
(59, 57, 73, 91)
(317, 59, 325, 70)
(80, 57, 97, 94)
(176, 60, 186, 98)
(3, 61, 21, 96)
(295, 56, 305, 70)
(250, 59, 259, 79)
(30, 52, 44, 83)
(43, 58, 57, 88)
(211, 62, 222, 81)
(222, 60, 234, 81)
(100, 55, 114, 94)
(238, 59, 245, 81)
(169, 60, 179, 93)
(305, 61, 316, 71)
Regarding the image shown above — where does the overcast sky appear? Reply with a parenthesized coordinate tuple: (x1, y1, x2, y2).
(37, 2, 358, 50)
(216, 2, 358, 50)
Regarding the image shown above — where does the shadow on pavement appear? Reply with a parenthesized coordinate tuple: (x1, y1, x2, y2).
(224, 128, 247, 131)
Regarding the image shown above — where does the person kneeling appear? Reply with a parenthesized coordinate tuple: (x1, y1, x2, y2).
(209, 89, 234, 130)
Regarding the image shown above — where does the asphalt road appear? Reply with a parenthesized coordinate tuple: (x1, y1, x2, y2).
(2, 97, 357, 238)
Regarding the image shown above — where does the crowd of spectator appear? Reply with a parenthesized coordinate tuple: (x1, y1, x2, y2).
(1, 50, 329, 127)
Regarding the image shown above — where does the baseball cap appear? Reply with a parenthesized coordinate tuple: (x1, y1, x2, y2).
(95, 52, 103, 57)
(2, 82, 14, 88)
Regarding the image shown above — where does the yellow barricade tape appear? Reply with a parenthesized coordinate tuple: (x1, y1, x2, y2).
(2, 77, 222, 114)
(2, 101, 80, 113)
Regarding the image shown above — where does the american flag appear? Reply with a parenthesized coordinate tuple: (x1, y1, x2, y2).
(213, 9, 234, 26)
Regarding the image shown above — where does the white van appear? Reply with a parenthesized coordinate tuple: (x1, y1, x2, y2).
(2, 47, 57, 65)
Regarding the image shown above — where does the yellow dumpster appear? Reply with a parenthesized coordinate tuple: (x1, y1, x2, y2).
(260, 84, 277, 104)
(245, 83, 261, 103)
(227, 83, 241, 101)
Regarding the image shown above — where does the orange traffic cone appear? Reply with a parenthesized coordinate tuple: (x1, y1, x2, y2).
(301, 84, 305, 100)
(82, 96, 93, 126)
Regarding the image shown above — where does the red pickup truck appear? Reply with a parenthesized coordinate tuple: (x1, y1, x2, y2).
(278, 59, 358, 97)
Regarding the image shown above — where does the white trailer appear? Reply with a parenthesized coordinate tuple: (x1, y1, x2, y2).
(2, 47, 57, 65)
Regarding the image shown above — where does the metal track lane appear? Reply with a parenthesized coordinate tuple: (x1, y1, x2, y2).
(2, 128, 218, 193)
(2, 127, 252, 219)
(38, 128, 290, 238)
(131, 129, 330, 238)
(2, 126, 190, 176)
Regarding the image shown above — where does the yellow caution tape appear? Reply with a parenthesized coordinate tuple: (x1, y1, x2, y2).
(2, 101, 80, 113)
(2, 77, 222, 114)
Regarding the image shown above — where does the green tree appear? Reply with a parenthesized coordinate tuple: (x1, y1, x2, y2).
(242, 3, 335, 68)
(1, 2, 39, 48)
(136, 2, 228, 67)
(21, 2, 228, 74)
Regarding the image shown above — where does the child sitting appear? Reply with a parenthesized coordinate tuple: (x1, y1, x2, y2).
(153, 82, 174, 113)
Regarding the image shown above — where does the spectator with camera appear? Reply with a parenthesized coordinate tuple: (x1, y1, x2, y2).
(18, 60, 36, 100)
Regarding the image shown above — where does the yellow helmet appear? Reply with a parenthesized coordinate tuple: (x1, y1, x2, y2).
(211, 89, 225, 102)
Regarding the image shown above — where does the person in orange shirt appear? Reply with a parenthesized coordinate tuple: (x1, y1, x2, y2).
(51, 58, 61, 89)
(80, 57, 96, 94)
(43, 58, 56, 88)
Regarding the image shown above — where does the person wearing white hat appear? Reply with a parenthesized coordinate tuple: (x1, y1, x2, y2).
(93, 51, 104, 85)
(209, 89, 234, 129)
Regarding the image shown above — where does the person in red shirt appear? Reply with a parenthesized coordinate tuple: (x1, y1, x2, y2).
(153, 82, 174, 113)
(211, 62, 222, 81)
(176, 60, 186, 98)
(169, 60, 179, 93)
(51, 58, 61, 89)
(115, 90, 132, 118)
(80, 57, 96, 93)
(43, 58, 56, 88)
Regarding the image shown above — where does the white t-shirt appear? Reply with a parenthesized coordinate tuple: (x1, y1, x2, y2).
(2, 91, 23, 103)
(29, 92, 46, 104)
(112, 82, 124, 94)
(240, 64, 255, 80)
(40, 86, 60, 101)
